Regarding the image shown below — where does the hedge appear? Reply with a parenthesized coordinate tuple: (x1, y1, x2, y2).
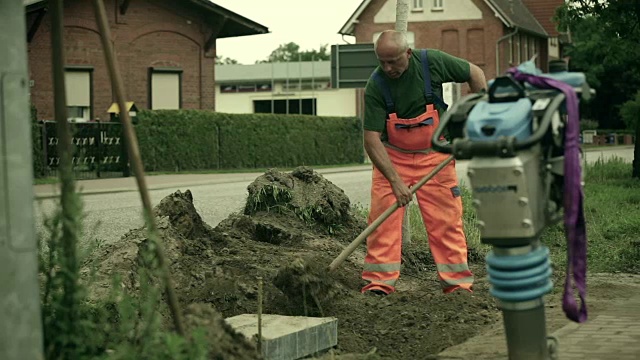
(30, 109, 364, 176)
(134, 110, 364, 172)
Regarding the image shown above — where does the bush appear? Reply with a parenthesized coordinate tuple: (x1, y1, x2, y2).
(580, 119, 599, 131)
(31, 105, 46, 177)
(620, 90, 640, 130)
(134, 110, 364, 172)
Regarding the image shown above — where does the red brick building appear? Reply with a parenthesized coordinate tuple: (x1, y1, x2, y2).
(24, 0, 268, 121)
(339, 0, 567, 88)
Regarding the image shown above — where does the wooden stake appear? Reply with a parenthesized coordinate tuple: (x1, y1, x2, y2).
(90, 0, 185, 336)
(257, 276, 264, 354)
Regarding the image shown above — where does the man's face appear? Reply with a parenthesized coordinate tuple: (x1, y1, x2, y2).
(377, 48, 411, 79)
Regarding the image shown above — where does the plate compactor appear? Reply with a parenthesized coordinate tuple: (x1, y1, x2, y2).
(431, 61, 592, 360)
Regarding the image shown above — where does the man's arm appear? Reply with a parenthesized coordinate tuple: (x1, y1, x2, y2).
(467, 63, 487, 93)
(364, 130, 412, 207)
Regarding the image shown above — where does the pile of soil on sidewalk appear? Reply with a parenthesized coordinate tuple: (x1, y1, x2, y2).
(83, 166, 501, 359)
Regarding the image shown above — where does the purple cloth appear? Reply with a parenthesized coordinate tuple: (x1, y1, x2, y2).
(507, 68, 588, 323)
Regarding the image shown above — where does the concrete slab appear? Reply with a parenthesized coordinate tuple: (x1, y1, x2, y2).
(225, 314, 338, 360)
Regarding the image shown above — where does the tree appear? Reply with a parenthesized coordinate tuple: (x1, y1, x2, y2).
(258, 42, 330, 63)
(215, 56, 238, 65)
(620, 91, 640, 178)
(555, 0, 640, 178)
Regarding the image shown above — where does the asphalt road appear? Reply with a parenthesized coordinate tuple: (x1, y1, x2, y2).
(33, 147, 634, 247)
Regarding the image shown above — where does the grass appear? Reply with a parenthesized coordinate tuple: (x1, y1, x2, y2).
(544, 156, 640, 274)
(581, 144, 634, 152)
(145, 162, 367, 176)
(34, 176, 61, 185)
(399, 186, 488, 262)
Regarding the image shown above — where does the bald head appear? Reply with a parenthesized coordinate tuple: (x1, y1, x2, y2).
(374, 30, 412, 79)
(374, 30, 409, 55)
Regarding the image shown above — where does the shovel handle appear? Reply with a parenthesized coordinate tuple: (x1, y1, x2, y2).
(328, 155, 455, 272)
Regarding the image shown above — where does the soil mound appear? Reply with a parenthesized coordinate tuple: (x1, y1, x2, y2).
(83, 167, 500, 359)
(155, 189, 214, 239)
(183, 303, 259, 360)
(244, 167, 354, 234)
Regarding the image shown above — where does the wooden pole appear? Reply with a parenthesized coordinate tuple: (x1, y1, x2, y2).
(395, 0, 410, 33)
(328, 155, 454, 271)
(90, 0, 185, 335)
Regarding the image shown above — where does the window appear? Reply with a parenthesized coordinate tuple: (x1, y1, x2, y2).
(509, 36, 513, 64)
(373, 31, 415, 48)
(432, 0, 443, 10)
(515, 35, 521, 64)
(254, 99, 317, 115)
(412, 0, 423, 10)
(65, 68, 92, 122)
(282, 81, 329, 92)
(220, 83, 272, 93)
(149, 68, 182, 110)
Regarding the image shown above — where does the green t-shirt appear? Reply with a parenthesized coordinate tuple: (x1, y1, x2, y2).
(363, 48, 471, 139)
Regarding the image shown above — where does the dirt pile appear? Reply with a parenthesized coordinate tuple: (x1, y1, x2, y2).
(84, 167, 501, 359)
(244, 166, 359, 237)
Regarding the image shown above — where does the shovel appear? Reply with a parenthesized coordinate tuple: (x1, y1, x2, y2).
(328, 154, 455, 271)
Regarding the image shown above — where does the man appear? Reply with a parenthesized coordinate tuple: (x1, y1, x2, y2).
(362, 30, 487, 296)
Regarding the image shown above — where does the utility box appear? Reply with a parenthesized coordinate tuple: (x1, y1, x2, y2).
(582, 130, 596, 144)
(107, 101, 138, 123)
(624, 134, 634, 145)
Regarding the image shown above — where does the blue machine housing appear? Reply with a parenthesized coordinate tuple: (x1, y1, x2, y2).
(466, 98, 533, 142)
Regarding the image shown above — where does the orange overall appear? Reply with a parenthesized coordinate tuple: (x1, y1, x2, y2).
(362, 50, 474, 294)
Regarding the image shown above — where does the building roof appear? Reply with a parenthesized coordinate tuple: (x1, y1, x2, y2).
(338, 0, 372, 37)
(189, 0, 268, 38)
(484, 0, 547, 37)
(338, 0, 547, 38)
(24, 0, 269, 39)
(520, 0, 564, 37)
(216, 61, 331, 83)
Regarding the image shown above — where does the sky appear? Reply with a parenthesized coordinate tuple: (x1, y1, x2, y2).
(213, 0, 364, 64)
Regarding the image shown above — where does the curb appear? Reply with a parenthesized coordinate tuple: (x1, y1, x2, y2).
(34, 165, 373, 200)
(33, 145, 634, 200)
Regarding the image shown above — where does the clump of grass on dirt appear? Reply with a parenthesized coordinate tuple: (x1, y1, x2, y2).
(244, 167, 354, 234)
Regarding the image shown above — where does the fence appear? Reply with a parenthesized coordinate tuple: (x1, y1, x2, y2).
(36, 121, 129, 180)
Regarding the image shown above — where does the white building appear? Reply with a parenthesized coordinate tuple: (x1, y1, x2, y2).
(215, 61, 358, 117)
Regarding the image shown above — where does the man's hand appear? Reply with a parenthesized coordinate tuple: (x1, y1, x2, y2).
(391, 179, 412, 207)
(364, 130, 413, 207)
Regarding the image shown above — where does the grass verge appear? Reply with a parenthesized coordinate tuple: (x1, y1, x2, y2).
(544, 156, 640, 274)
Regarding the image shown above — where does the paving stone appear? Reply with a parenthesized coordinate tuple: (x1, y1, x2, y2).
(225, 314, 338, 360)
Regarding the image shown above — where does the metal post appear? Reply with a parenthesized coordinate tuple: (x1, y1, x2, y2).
(502, 302, 550, 359)
(0, 0, 45, 359)
(298, 54, 302, 114)
(311, 56, 316, 115)
(487, 244, 554, 360)
(270, 61, 274, 114)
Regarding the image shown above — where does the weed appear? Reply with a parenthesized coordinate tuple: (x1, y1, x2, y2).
(245, 184, 293, 214)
